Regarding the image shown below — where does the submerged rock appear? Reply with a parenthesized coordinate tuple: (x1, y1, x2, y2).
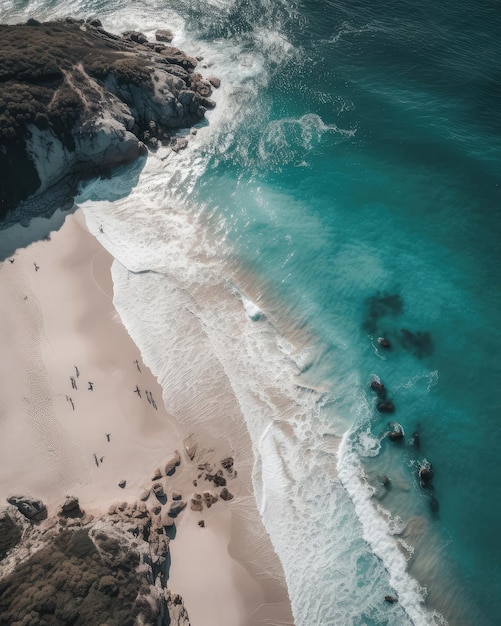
(387, 424, 404, 441)
(419, 463, 434, 488)
(370, 380, 386, 398)
(377, 400, 395, 413)
(378, 337, 391, 349)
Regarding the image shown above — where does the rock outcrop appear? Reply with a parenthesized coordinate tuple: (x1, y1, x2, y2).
(0, 510, 23, 560)
(0, 502, 190, 626)
(59, 495, 84, 517)
(6, 494, 47, 521)
(0, 18, 218, 219)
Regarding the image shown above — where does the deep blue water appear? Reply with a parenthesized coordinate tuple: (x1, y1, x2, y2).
(2, 0, 501, 623)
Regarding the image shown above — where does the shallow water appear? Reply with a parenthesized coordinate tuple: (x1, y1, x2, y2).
(2, 0, 501, 624)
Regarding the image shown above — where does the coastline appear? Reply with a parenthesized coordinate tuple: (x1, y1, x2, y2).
(0, 210, 293, 625)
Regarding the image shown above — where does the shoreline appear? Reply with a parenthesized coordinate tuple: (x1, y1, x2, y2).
(0, 211, 294, 625)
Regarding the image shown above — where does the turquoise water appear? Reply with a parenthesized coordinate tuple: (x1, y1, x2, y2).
(2, 0, 501, 623)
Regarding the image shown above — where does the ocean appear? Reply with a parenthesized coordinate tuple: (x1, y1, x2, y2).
(1, 0, 501, 624)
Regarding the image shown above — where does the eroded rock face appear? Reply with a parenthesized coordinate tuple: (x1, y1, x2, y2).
(0, 510, 23, 560)
(164, 590, 191, 626)
(0, 525, 162, 625)
(0, 494, 191, 625)
(0, 18, 219, 219)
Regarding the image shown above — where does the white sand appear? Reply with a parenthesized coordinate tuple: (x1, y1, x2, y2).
(0, 211, 293, 626)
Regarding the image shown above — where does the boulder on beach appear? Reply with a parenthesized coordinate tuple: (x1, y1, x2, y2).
(165, 450, 181, 476)
(7, 494, 47, 521)
(168, 501, 187, 517)
(155, 29, 174, 43)
(152, 483, 165, 499)
(183, 435, 198, 461)
(190, 498, 203, 512)
(221, 457, 234, 473)
(206, 469, 227, 487)
(60, 495, 83, 517)
(220, 487, 234, 501)
(203, 492, 218, 508)
(151, 468, 162, 481)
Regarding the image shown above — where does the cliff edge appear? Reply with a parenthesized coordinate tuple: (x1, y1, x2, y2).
(0, 17, 218, 220)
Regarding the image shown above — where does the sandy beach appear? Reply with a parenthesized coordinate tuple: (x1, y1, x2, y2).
(0, 211, 293, 625)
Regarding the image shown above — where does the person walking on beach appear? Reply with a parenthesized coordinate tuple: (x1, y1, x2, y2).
(70, 376, 77, 390)
(74, 365, 80, 378)
(88, 381, 94, 391)
(134, 359, 141, 373)
(34, 262, 39, 271)
(134, 385, 142, 398)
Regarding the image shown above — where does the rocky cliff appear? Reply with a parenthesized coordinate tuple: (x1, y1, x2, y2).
(0, 17, 218, 220)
